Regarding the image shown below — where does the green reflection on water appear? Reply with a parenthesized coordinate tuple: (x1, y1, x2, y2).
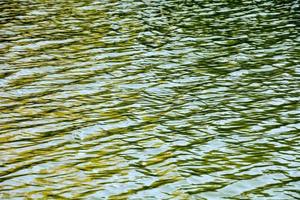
(0, 0, 299, 199)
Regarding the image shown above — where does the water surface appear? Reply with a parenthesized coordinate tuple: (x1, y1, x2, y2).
(1, 0, 300, 199)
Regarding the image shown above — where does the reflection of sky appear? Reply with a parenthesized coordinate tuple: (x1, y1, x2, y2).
(1, 0, 299, 199)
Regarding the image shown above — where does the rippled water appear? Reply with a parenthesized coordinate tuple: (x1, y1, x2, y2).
(1, 0, 300, 199)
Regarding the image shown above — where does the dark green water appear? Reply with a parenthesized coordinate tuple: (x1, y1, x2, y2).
(1, 0, 300, 199)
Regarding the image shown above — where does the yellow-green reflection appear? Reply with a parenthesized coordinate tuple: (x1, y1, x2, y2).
(0, 0, 299, 199)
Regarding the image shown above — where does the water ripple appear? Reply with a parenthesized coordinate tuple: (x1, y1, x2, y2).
(1, 0, 300, 199)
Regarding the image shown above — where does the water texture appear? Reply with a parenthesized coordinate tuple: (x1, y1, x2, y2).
(0, 0, 300, 199)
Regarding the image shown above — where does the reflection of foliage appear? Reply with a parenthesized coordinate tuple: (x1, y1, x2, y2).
(1, 0, 300, 199)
